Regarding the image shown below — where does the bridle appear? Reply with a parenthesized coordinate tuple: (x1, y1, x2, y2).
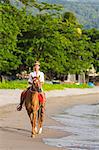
(29, 77, 41, 93)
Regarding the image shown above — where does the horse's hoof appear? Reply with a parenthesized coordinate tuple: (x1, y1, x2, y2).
(38, 128, 42, 134)
(35, 127, 38, 134)
(31, 134, 35, 138)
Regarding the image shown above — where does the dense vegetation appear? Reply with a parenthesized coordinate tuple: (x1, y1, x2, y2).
(39, 0, 99, 29)
(0, 0, 99, 80)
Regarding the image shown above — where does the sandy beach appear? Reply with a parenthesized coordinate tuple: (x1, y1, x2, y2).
(0, 88, 99, 150)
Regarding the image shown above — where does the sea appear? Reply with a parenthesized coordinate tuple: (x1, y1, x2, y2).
(43, 103, 99, 150)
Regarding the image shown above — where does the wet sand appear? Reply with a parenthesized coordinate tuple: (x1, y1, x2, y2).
(0, 91, 99, 150)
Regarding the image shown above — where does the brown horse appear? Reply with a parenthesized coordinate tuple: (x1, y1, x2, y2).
(23, 77, 45, 138)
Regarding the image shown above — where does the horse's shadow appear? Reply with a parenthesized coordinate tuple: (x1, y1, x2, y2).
(0, 126, 31, 136)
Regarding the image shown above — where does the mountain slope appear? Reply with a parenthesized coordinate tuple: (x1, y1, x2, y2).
(38, 0, 99, 29)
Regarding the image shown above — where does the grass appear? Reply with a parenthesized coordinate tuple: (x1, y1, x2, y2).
(43, 83, 92, 91)
(0, 80, 27, 89)
(0, 80, 92, 90)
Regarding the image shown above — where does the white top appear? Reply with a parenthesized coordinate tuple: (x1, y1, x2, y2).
(28, 71, 44, 84)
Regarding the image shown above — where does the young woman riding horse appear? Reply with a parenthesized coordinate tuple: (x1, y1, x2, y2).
(17, 61, 46, 137)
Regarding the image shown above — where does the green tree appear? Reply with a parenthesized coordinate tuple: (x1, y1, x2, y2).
(0, 3, 28, 74)
(0, 1, 98, 79)
(83, 29, 99, 71)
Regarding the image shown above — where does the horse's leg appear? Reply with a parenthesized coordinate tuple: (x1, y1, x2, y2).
(31, 111, 37, 138)
(33, 111, 38, 134)
(31, 92, 39, 136)
(38, 104, 45, 134)
(27, 110, 33, 126)
(26, 110, 35, 137)
(38, 108, 41, 134)
(27, 110, 37, 137)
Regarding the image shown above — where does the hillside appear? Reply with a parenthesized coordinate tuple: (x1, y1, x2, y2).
(38, 0, 99, 29)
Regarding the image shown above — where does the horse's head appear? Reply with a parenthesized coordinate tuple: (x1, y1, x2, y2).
(31, 77, 41, 91)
